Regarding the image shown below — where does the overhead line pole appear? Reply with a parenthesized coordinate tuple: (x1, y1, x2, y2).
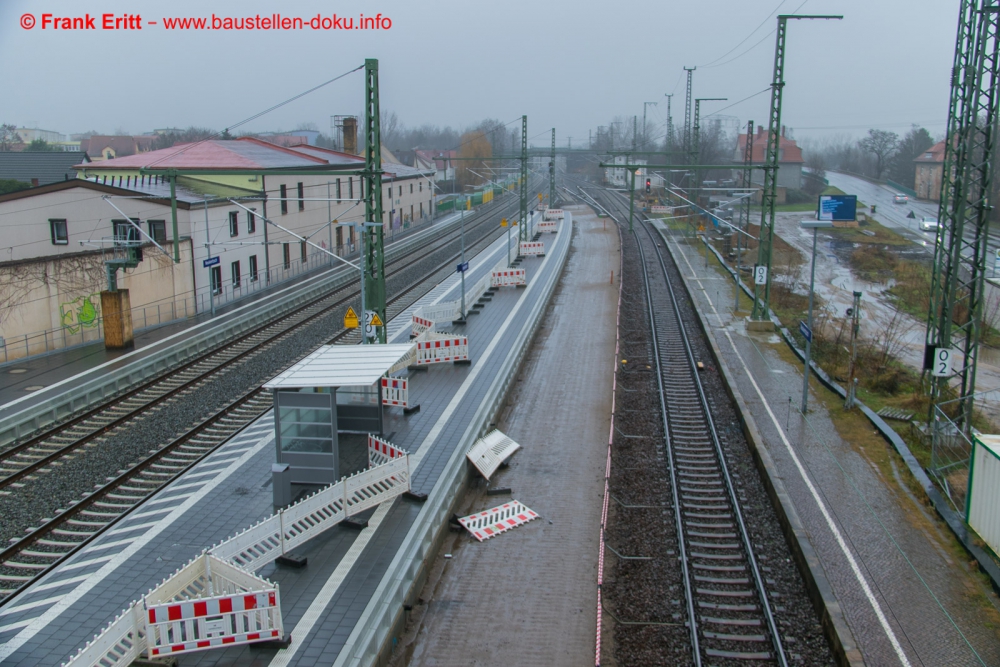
(683, 67, 696, 161)
(520, 115, 529, 248)
(750, 14, 843, 322)
(362, 58, 386, 344)
(549, 128, 556, 208)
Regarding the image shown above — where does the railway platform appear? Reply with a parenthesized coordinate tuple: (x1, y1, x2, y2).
(655, 222, 1000, 667)
(0, 211, 466, 414)
(0, 211, 570, 666)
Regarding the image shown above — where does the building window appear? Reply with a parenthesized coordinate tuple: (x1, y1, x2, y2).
(280, 184, 288, 214)
(297, 182, 304, 211)
(247, 209, 256, 234)
(210, 265, 222, 295)
(348, 178, 353, 199)
(49, 218, 68, 245)
(410, 183, 413, 194)
(148, 219, 166, 244)
(398, 186, 402, 197)
(336, 178, 341, 200)
(283, 243, 290, 269)
(300, 241, 307, 263)
(229, 211, 239, 237)
(232, 260, 241, 288)
(249, 254, 259, 282)
(419, 182, 423, 192)
(420, 203, 424, 218)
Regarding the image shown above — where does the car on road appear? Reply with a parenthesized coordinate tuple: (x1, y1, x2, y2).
(919, 216, 939, 232)
(893, 193, 909, 204)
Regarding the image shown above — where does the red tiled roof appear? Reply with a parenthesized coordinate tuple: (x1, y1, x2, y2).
(736, 130, 804, 163)
(72, 137, 329, 170)
(914, 140, 946, 164)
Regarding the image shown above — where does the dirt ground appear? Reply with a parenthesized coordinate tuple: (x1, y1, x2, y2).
(388, 205, 619, 667)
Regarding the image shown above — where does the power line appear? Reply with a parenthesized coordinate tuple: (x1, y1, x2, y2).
(697, 0, 787, 67)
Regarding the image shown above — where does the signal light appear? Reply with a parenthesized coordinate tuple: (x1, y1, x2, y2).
(645, 178, 651, 193)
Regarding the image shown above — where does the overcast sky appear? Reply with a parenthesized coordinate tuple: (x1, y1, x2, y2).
(0, 0, 959, 148)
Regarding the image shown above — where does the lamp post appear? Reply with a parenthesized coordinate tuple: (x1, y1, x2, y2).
(800, 220, 833, 412)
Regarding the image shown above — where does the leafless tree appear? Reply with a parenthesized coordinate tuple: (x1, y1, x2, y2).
(860, 129, 899, 180)
(0, 124, 19, 151)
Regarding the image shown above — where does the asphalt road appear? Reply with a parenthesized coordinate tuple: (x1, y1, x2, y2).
(825, 170, 1000, 264)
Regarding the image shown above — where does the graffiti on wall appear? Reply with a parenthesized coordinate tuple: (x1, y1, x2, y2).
(60, 293, 101, 334)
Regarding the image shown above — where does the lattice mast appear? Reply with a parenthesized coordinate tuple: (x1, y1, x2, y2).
(751, 14, 841, 321)
(363, 58, 387, 343)
(925, 0, 1000, 430)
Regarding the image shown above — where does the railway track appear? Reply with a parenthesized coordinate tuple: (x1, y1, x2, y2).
(0, 186, 538, 603)
(589, 183, 788, 665)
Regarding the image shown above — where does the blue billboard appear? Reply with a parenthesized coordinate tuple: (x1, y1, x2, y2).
(818, 194, 857, 221)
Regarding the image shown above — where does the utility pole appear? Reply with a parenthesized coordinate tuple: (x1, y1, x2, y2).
(751, 14, 842, 322)
(664, 93, 674, 152)
(692, 97, 727, 169)
(628, 168, 637, 233)
(846, 291, 862, 409)
(519, 115, 528, 249)
(643, 101, 658, 150)
(683, 66, 696, 160)
(362, 58, 386, 343)
(736, 120, 754, 312)
(549, 128, 556, 209)
(925, 0, 1000, 433)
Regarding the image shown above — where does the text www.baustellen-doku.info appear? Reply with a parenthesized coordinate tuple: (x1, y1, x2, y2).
(18, 12, 392, 31)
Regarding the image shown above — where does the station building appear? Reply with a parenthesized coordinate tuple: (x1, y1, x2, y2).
(0, 138, 435, 361)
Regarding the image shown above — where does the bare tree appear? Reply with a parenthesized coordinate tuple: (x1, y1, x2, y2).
(860, 129, 899, 180)
(0, 124, 19, 151)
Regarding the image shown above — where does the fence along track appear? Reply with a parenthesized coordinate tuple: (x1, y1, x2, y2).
(0, 192, 529, 604)
(598, 185, 787, 666)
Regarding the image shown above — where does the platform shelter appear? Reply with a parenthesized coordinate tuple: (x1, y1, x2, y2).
(263, 344, 415, 485)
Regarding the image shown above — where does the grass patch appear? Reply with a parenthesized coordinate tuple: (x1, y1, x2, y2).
(774, 185, 846, 212)
(828, 216, 912, 247)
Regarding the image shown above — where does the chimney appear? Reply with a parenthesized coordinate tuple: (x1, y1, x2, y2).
(757, 126, 764, 137)
(781, 125, 786, 137)
(343, 117, 358, 155)
(31, 178, 39, 187)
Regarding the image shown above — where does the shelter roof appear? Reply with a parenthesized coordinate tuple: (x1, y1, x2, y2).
(263, 344, 416, 389)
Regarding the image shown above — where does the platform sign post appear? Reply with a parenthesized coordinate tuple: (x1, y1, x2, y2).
(800, 220, 833, 413)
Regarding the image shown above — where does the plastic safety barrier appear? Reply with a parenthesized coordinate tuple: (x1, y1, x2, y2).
(491, 269, 526, 287)
(368, 433, 407, 467)
(466, 429, 521, 481)
(520, 241, 545, 256)
(458, 500, 540, 542)
(411, 314, 434, 335)
(65, 450, 411, 667)
(416, 336, 469, 365)
(542, 208, 564, 219)
(380, 377, 408, 408)
(536, 219, 558, 233)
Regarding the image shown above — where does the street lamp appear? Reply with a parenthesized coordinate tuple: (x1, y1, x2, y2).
(800, 220, 833, 412)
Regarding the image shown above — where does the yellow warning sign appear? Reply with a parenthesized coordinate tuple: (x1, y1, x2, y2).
(501, 218, 508, 227)
(344, 307, 359, 329)
(369, 312, 384, 327)
(537, 193, 543, 200)
(698, 225, 705, 233)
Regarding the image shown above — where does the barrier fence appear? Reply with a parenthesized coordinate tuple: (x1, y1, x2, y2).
(490, 268, 526, 287)
(415, 336, 469, 365)
(520, 241, 545, 256)
(64, 451, 411, 667)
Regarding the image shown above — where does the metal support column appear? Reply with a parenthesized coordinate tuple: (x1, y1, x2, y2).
(362, 58, 386, 343)
(751, 14, 841, 321)
(737, 120, 755, 312)
(925, 0, 1000, 431)
(519, 115, 528, 247)
(628, 168, 636, 233)
(683, 66, 695, 160)
(549, 128, 556, 208)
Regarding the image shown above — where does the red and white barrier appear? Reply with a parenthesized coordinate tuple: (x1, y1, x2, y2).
(411, 314, 434, 335)
(380, 377, 409, 408)
(368, 433, 407, 467)
(146, 590, 282, 658)
(490, 268, 526, 288)
(458, 501, 539, 542)
(520, 241, 544, 256)
(543, 208, 564, 220)
(416, 336, 468, 364)
(536, 219, 558, 233)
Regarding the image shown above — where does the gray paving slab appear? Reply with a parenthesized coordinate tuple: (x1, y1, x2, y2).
(659, 224, 1000, 666)
(0, 213, 569, 666)
(396, 206, 617, 667)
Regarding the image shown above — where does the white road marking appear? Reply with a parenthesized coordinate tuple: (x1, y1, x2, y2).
(24, 574, 89, 593)
(0, 595, 66, 617)
(670, 235, 913, 667)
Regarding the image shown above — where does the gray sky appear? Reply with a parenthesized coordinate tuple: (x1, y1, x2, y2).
(0, 0, 959, 148)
